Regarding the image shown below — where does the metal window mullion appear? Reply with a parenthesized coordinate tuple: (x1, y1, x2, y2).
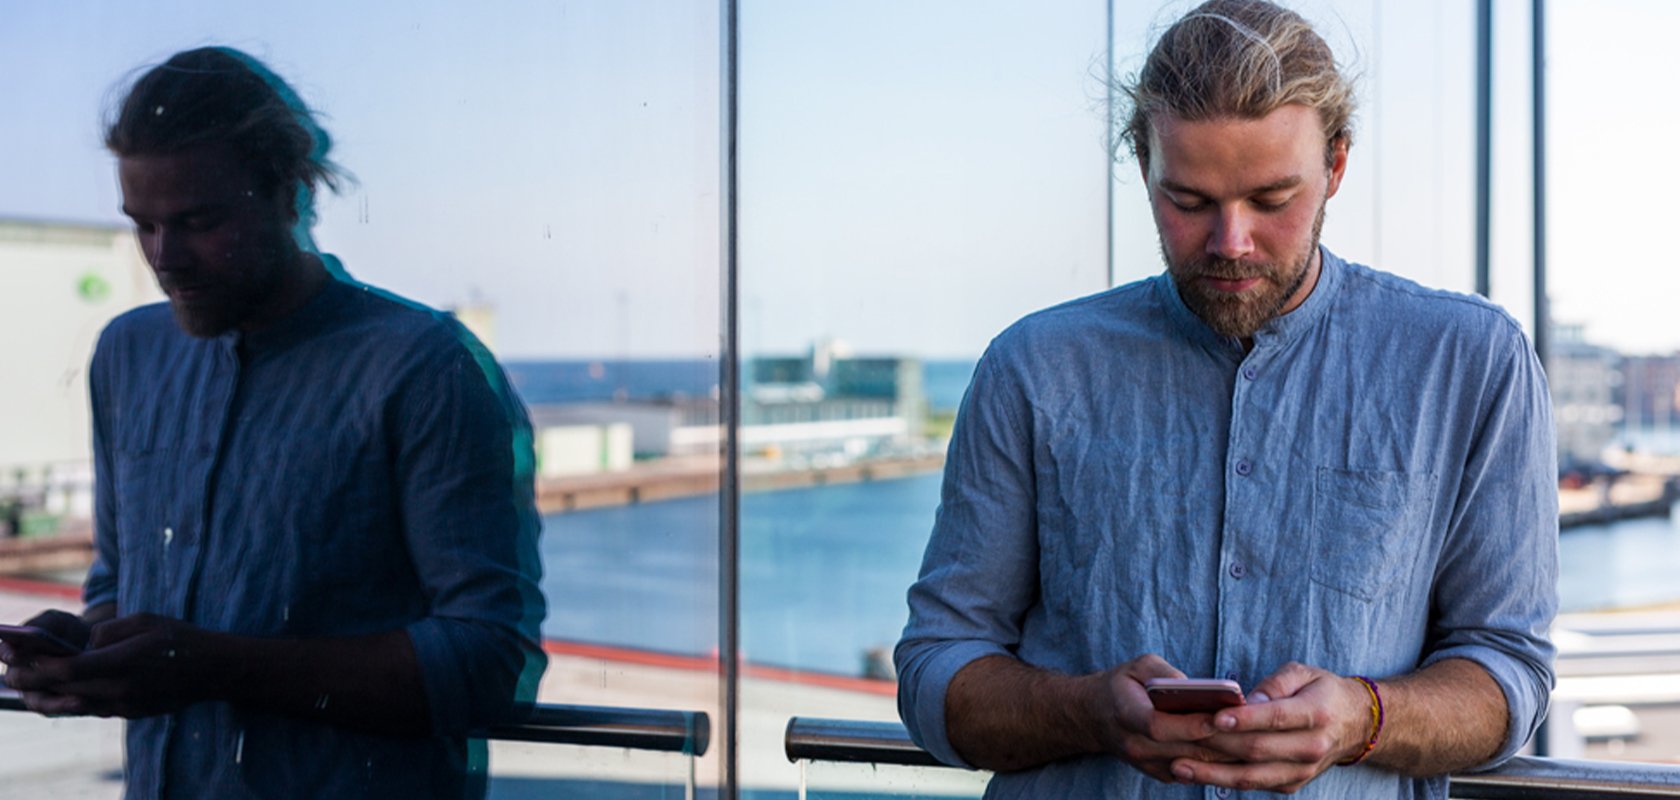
(718, 0, 742, 797)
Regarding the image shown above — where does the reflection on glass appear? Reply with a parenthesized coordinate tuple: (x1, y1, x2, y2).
(0, 711, 124, 797)
(1, 1, 723, 795)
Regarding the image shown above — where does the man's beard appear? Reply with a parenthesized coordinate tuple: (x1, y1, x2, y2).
(1166, 200, 1326, 339)
(160, 247, 292, 339)
(168, 291, 251, 338)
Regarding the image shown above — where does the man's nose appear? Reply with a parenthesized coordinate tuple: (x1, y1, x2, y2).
(1207, 207, 1255, 261)
(145, 228, 186, 271)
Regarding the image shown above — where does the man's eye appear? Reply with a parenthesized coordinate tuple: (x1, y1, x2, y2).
(1168, 197, 1206, 212)
(1253, 197, 1291, 211)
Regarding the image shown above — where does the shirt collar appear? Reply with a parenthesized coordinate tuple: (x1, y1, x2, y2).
(232, 275, 353, 357)
(1251, 244, 1343, 348)
(1153, 244, 1344, 353)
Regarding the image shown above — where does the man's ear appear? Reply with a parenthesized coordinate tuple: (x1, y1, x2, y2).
(274, 182, 301, 224)
(1325, 135, 1350, 199)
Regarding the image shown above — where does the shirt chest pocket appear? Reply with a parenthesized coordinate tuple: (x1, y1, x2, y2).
(282, 435, 396, 588)
(1309, 467, 1436, 602)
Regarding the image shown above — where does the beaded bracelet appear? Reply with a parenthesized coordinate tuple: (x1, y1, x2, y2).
(1337, 675, 1384, 766)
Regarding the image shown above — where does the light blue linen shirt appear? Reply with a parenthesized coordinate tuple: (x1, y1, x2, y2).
(896, 248, 1558, 799)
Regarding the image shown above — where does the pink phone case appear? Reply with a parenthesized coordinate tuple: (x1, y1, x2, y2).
(1145, 678, 1245, 713)
(0, 624, 82, 656)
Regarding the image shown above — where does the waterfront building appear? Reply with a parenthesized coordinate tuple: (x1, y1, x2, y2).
(743, 341, 926, 462)
(1620, 353, 1680, 440)
(1551, 321, 1623, 466)
(523, 341, 928, 472)
(530, 399, 717, 461)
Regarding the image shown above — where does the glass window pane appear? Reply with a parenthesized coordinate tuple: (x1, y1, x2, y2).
(736, 1, 1111, 793)
(1, 2, 723, 795)
(1547, 0, 1680, 763)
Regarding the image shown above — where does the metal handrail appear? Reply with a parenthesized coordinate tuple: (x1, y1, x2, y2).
(785, 717, 1680, 799)
(783, 717, 946, 768)
(0, 692, 708, 755)
(1452, 759, 1680, 799)
(481, 702, 710, 754)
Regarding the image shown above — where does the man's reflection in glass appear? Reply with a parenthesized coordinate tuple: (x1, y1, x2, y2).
(1, 47, 546, 799)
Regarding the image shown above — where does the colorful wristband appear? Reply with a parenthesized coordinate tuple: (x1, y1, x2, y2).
(1337, 675, 1384, 766)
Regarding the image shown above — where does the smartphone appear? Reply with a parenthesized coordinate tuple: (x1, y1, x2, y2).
(0, 624, 83, 657)
(1145, 677, 1245, 714)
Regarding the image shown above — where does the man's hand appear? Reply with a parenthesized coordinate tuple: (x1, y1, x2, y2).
(5, 613, 218, 719)
(945, 653, 1233, 780)
(1168, 662, 1371, 793)
(4, 610, 433, 736)
(1, 609, 97, 716)
(1099, 654, 1241, 783)
(5, 607, 431, 736)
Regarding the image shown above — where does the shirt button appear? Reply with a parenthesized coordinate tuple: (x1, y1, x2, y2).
(1242, 365, 1258, 381)
(1235, 459, 1252, 476)
(1216, 788, 1232, 798)
(1229, 562, 1247, 579)
(1224, 671, 1239, 682)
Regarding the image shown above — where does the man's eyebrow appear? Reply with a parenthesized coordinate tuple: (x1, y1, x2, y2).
(1158, 176, 1305, 196)
(120, 202, 226, 221)
(1249, 176, 1304, 193)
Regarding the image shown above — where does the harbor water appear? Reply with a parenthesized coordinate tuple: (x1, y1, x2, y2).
(1558, 511, 1680, 612)
(540, 474, 939, 676)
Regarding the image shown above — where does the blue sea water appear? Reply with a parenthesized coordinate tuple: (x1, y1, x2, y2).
(540, 473, 940, 675)
(1557, 508, 1680, 611)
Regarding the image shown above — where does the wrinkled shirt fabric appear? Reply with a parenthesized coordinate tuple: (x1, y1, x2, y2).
(85, 275, 546, 799)
(897, 249, 1557, 799)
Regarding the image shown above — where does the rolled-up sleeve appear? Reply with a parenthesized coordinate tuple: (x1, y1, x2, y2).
(896, 339, 1039, 768)
(1426, 328, 1558, 768)
(395, 326, 547, 737)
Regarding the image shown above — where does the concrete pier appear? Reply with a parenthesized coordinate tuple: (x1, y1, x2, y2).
(535, 453, 945, 514)
(1559, 474, 1679, 530)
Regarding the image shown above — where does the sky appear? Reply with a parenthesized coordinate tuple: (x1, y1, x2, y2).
(1, 0, 1674, 359)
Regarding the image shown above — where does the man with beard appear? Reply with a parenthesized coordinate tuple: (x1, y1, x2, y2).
(895, 2, 1556, 797)
(1, 48, 546, 799)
